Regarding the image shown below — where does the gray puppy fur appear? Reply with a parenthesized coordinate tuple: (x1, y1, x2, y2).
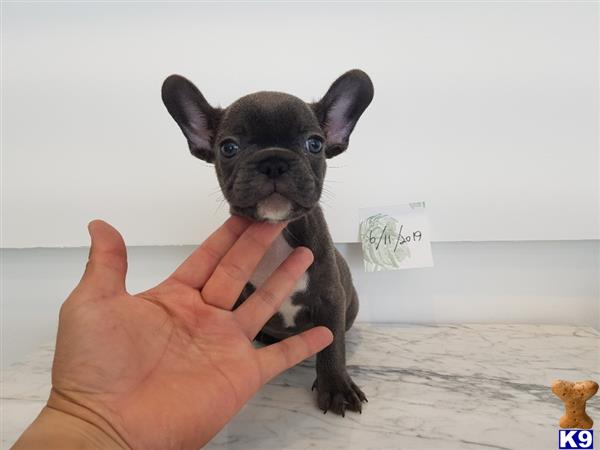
(162, 70, 374, 416)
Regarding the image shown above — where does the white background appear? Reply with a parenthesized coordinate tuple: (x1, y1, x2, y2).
(2, 1, 598, 248)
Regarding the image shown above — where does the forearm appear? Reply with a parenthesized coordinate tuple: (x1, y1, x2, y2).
(12, 407, 126, 450)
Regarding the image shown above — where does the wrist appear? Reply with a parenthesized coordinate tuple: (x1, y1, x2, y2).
(13, 405, 128, 450)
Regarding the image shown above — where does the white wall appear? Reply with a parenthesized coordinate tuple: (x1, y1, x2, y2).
(2, 2, 598, 247)
(2, 240, 599, 367)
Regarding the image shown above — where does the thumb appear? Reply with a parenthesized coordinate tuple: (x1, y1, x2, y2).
(78, 220, 128, 295)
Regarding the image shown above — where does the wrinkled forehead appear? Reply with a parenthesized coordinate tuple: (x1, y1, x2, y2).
(219, 92, 322, 142)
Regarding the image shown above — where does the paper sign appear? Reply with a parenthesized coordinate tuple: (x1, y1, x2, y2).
(359, 202, 434, 272)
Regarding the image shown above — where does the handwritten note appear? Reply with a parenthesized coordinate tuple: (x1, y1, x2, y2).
(359, 202, 434, 272)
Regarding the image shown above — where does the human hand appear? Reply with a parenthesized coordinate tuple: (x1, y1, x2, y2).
(13, 218, 333, 450)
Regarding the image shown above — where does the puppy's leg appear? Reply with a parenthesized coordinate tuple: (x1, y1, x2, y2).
(344, 285, 359, 332)
(335, 249, 359, 332)
(312, 291, 367, 416)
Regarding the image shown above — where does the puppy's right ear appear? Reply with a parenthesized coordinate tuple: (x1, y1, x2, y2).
(161, 75, 221, 163)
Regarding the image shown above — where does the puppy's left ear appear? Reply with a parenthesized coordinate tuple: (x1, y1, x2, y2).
(313, 69, 374, 158)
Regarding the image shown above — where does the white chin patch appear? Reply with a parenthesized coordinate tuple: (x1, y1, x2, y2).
(257, 193, 292, 221)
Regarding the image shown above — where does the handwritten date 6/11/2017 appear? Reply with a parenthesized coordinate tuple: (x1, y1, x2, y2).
(368, 225, 423, 252)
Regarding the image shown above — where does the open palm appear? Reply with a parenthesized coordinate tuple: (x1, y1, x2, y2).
(47, 218, 332, 450)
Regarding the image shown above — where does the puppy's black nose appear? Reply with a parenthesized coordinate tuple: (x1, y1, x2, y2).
(257, 157, 290, 179)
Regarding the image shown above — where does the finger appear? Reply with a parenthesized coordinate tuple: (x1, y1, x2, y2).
(169, 216, 251, 289)
(78, 220, 127, 295)
(233, 247, 313, 339)
(256, 327, 333, 383)
(201, 221, 286, 310)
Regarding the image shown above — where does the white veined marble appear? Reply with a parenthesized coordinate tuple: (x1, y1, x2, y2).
(2, 324, 599, 450)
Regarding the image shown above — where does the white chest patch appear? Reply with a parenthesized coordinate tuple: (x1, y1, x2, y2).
(249, 234, 308, 328)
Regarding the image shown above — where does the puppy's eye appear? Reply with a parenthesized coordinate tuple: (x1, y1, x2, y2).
(305, 136, 323, 154)
(220, 141, 239, 158)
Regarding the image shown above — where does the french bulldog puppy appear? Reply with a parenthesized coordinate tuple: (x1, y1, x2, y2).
(161, 70, 373, 416)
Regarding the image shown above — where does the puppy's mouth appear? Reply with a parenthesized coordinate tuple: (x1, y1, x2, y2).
(228, 186, 314, 223)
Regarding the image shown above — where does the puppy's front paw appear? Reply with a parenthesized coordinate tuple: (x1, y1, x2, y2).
(312, 373, 367, 416)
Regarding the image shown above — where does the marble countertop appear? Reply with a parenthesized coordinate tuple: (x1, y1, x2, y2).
(2, 323, 599, 450)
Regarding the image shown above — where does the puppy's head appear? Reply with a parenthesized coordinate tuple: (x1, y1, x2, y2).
(161, 70, 373, 222)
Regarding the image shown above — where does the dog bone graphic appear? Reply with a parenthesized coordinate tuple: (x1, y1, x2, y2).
(552, 379, 598, 429)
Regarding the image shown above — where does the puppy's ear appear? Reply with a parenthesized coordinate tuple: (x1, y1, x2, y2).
(313, 69, 374, 158)
(161, 75, 221, 163)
